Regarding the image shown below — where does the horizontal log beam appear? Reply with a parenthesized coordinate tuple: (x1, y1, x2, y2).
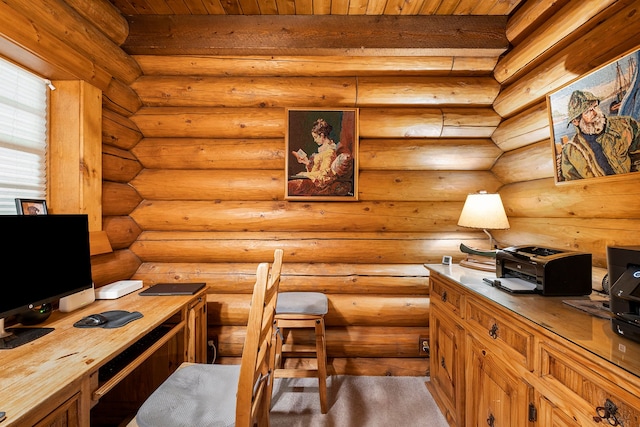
(91, 249, 141, 287)
(123, 15, 508, 57)
(128, 199, 469, 232)
(491, 141, 554, 184)
(207, 295, 428, 327)
(130, 137, 501, 171)
(128, 231, 485, 264)
(213, 325, 429, 357)
(130, 106, 501, 139)
(363, 138, 501, 170)
(102, 145, 142, 183)
(129, 170, 501, 202)
(131, 76, 500, 108)
(501, 176, 640, 220)
(132, 55, 500, 77)
(491, 102, 549, 152)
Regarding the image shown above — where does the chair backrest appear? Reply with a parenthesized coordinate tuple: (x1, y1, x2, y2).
(236, 248, 283, 427)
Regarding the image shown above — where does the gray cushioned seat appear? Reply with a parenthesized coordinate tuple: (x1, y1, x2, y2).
(136, 364, 240, 427)
(276, 292, 328, 315)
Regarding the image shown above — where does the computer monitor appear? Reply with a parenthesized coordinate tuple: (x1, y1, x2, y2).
(0, 214, 93, 349)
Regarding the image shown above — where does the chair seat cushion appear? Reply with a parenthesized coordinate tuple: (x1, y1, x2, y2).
(276, 292, 328, 315)
(136, 363, 240, 427)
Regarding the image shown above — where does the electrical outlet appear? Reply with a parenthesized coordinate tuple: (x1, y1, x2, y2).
(419, 335, 429, 356)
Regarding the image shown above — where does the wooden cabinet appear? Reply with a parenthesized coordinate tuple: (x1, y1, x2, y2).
(425, 264, 640, 427)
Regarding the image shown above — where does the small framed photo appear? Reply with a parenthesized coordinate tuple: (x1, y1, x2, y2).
(15, 198, 48, 215)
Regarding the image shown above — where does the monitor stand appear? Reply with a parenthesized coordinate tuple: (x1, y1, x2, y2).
(0, 318, 54, 349)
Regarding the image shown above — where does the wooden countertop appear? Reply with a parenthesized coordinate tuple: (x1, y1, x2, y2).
(0, 288, 205, 426)
(425, 264, 640, 379)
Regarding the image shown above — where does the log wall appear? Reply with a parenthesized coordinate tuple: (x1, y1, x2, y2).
(1, 0, 639, 376)
(490, 0, 640, 280)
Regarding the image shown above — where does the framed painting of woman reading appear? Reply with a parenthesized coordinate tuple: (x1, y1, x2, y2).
(285, 108, 359, 201)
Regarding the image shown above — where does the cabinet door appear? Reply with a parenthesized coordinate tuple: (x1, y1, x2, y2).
(187, 294, 208, 363)
(34, 392, 81, 427)
(538, 395, 581, 427)
(466, 336, 534, 427)
(430, 302, 465, 426)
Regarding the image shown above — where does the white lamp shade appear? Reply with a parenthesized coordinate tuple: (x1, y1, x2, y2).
(457, 192, 510, 230)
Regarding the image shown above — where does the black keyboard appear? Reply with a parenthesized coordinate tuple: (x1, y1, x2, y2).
(99, 325, 171, 382)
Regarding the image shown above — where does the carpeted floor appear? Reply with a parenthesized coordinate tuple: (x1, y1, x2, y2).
(270, 375, 449, 427)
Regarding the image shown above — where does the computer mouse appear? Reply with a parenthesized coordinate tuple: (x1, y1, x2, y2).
(75, 313, 109, 328)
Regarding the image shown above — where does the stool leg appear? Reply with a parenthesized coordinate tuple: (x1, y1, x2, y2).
(315, 317, 328, 414)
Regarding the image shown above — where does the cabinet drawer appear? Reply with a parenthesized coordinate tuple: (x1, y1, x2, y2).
(539, 342, 640, 426)
(465, 299, 534, 371)
(430, 276, 464, 318)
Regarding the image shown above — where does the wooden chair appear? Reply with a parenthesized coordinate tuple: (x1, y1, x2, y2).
(129, 248, 283, 427)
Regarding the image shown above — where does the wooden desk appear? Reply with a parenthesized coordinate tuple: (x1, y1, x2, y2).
(0, 287, 207, 427)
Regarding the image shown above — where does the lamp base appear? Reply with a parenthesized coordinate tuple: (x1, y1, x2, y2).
(459, 254, 496, 272)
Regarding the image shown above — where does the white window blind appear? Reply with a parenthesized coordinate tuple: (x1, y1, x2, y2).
(0, 58, 49, 215)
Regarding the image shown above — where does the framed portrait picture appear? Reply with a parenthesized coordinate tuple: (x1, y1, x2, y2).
(285, 108, 359, 201)
(15, 198, 48, 215)
(547, 46, 640, 184)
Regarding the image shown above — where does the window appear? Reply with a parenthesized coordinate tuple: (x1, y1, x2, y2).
(0, 58, 49, 215)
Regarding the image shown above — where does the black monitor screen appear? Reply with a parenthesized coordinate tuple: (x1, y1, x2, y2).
(0, 214, 93, 320)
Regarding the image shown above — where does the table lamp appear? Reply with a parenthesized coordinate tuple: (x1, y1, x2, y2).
(457, 191, 510, 271)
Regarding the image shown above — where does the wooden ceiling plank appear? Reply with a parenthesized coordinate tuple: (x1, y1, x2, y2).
(398, 0, 428, 16)
(365, 0, 387, 14)
(184, 0, 213, 13)
(312, 0, 331, 14)
(348, 0, 369, 15)
(275, 0, 296, 14)
(237, 0, 263, 14)
(123, 15, 508, 57)
(258, 0, 279, 14)
(201, 0, 227, 13)
(331, 0, 350, 15)
(295, 0, 313, 14)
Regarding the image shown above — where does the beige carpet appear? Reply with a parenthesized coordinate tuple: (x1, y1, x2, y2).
(270, 376, 449, 427)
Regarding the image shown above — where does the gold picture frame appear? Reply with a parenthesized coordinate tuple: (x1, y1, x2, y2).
(547, 47, 640, 184)
(285, 108, 359, 201)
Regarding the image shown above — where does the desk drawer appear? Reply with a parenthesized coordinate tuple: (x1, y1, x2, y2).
(465, 299, 534, 371)
(430, 276, 464, 319)
(539, 341, 640, 426)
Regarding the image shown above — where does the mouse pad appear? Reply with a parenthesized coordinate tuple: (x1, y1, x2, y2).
(74, 310, 143, 329)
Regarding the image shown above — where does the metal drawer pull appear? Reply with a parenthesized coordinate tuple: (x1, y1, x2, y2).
(441, 291, 447, 302)
(594, 399, 621, 426)
(488, 323, 498, 339)
(486, 413, 495, 426)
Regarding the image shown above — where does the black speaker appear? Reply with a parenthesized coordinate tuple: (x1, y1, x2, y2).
(16, 303, 52, 325)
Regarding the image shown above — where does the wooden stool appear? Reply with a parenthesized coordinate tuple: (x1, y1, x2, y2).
(273, 292, 329, 414)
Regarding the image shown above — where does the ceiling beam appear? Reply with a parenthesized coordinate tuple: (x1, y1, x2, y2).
(123, 15, 508, 57)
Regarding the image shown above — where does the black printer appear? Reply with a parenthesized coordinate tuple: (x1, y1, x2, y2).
(607, 246, 640, 343)
(496, 245, 592, 296)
